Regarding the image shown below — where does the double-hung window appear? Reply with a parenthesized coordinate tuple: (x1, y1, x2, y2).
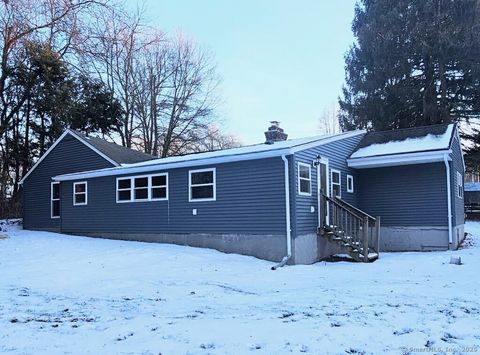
(151, 174, 168, 200)
(457, 171, 463, 199)
(331, 169, 341, 199)
(51, 182, 60, 218)
(116, 173, 168, 203)
(133, 177, 149, 201)
(73, 182, 88, 205)
(189, 168, 216, 201)
(298, 162, 311, 196)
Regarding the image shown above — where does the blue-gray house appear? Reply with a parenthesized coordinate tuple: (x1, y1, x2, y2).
(20, 122, 465, 265)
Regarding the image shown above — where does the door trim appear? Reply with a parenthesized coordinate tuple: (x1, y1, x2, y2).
(316, 157, 330, 228)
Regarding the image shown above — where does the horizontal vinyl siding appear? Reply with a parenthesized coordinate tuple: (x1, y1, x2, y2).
(293, 133, 364, 236)
(450, 134, 465, 226)
(22, 134, 115, 230)
(357, 163, 448, 227)
(61, 157, 287, 235)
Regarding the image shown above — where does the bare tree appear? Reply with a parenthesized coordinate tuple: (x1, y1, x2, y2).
(133, 32, 170, 156)
(81, 4, 154, 148)
(318, 103, 341, 135)
(158, 35, 219, 157)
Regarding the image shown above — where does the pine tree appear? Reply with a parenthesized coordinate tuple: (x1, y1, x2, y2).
(339, 0, 480, 132)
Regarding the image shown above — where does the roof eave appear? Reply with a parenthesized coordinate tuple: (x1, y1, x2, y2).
(53, 148, 293, 181)
(347, 149, 452, 169)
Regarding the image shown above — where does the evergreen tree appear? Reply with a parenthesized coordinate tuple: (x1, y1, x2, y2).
(339, 0, 480, 132)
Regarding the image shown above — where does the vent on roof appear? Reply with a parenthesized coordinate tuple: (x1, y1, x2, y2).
(265, 121, 288, 144)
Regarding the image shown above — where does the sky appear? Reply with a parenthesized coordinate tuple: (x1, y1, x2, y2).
(126, 0, 357, 144)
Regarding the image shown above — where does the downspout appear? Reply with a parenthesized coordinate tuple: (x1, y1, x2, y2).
(272, 154, 292, 270)
(443, 153, 453, 246)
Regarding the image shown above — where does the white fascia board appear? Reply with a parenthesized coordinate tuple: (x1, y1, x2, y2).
(19, 130, 71, 185)
(53, 148, 292, 181)
(53, 130, 365, 182)
(347, 149, 452, 169)
(19, 130, 119, 185)
(289, 130, 366, 154)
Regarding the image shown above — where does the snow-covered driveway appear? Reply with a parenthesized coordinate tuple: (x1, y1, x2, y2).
(1, 222, 479, 354)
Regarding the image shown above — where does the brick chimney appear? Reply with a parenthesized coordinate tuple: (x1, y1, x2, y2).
(264, 121, 288, 144)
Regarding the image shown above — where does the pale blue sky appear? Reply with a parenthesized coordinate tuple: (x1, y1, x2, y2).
(126, 0, 357, 144)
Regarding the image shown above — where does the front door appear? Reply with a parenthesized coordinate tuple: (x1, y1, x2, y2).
(317, 158, 329, 228)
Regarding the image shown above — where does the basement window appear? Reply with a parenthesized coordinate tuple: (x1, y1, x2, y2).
(73, 182, 88, 206)
(331, 169, 341, 199)
(298, 162, 312, 196)
(189, 168, 216, 201)
(51, 182, 60, 218)
(457, 171, 463, 199)
(347, 174, 354, 193)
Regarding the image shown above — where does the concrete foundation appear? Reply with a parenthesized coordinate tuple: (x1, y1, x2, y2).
(452, 224, 465, 250)
(63, 231, 287, 262)
(293, 233, 343, 264)
(380, 226, 450, 251)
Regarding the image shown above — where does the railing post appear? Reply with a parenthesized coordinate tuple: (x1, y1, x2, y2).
(376, 216, 381, 257)
(363, 216, 369, 262)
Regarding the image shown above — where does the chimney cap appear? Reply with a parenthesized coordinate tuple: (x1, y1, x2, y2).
(265, 121, 288, 143)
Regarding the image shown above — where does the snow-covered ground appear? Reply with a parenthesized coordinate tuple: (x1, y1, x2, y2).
(1, 222, 479, 354)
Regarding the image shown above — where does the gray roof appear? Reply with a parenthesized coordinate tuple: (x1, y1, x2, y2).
(351, 123, 455, 157)
(70, 130, 156, 165)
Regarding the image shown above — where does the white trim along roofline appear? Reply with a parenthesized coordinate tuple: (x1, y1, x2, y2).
(19, 129, 119, 185)
(347, 149, 452, 169)
(53, 130, 366, 182)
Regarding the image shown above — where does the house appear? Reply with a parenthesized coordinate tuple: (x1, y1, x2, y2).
(20, 122, 465, 265)
(464, 182, 480, 217)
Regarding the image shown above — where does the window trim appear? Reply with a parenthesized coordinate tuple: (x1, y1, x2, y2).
(73, 181, 88, 206)
(331, 169, 342, 199)
(116, 173, 169, 203)
(189, 168, 216, 202)
(346, 174, 354, 193)
(457, 171, 463, 199)
(51, 181, 60, 219)
(297, 162, 312, 196)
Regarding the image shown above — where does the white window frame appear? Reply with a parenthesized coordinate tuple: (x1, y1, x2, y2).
(51, 182, 60, 219)
(150, 173, 169, 201)
(132, 175, 150, 202)
(116, 173, 169, 203)
(189, 168, 216, 202)
(331, 169, 341, 199)
(297, 162, 312, 196)
(457, 171, 463, 199)
(73, 181, 88, 206)
(346, 174, 354, 193)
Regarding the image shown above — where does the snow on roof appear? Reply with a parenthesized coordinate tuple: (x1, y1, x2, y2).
(53, 130, 365, 181)
(465, 182, 480, 192)
(350, 124, 454, 159)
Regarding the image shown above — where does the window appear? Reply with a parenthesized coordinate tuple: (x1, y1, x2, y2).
(134, 177, 149, 201)
(457, 171, 463, 199)
(331, 169, 341, 198)
(116, 173, 168, 203)
(51, 182, 60, 218)
(298, 162, 311, 196)
(347, 174, 354, 193)
(189, 168, 216, 201)
(117, 178, 132, 202)
(73, 182, 88, 205)
(151, 174, 168, 200)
